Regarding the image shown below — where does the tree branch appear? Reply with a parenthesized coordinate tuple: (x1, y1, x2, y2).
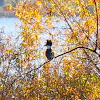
(25, 47, 99, 75)
(9, 46, 100, 87)
(55, 46, 100, 58)
(94, 0, 99, 51)
(83, 49, 100, 73)
(53, 1, 74, 33)
(60, 10, 74, 33)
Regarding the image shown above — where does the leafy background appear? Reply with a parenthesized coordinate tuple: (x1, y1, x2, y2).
(0, 0, 100, 99)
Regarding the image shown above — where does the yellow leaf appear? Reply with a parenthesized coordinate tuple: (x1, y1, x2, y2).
(39, 25, 44, 29)
(0, 74, 3, 78)
(81, 2, 85, 6)
(75, 1, 79, 5)
(68, 6, 72, 10)
(36, 1, 43, 9)
(7, 49, 12, 53)
(46, 21, 53, 28)
(78, 7, 82, 12)
(0, 95, 2, 100)
(88, 0, 94, 5)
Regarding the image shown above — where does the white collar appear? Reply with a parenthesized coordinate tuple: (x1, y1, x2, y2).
(47, 45, 51, 49)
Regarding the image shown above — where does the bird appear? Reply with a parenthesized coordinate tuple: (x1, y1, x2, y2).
(45, 40, 54, 60)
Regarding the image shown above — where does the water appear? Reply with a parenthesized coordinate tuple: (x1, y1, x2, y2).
(0, 17, 67, 40)
(0, 17, 67, 67)
(0, 17, 100, 74)
(0, 17, 74, 56)
(0, 17, 21, 38)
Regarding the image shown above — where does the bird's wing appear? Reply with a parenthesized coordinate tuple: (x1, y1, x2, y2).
(51, 51, 54, 59)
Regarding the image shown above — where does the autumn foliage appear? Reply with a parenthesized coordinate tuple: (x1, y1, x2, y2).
(0, 0, 100, 99)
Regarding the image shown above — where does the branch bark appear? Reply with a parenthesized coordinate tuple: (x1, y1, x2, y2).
(9, 46, 100, 88)
(94, 0, 99, 51)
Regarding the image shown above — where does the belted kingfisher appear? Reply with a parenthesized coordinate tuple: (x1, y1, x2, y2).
(45, 40, 54, 60)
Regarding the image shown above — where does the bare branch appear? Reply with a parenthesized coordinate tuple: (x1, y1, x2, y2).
(53, 1, 74, 33)
(55, 46, 100, 58)
(83, 49, 100, 73)
(94, 0, 99, 50)
(59, 10, 74, 33)
(9, 46, 100, 87)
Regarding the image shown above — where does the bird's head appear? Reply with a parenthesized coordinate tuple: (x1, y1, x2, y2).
(45, 40, 52, 46)
(45, 40, 52, 49)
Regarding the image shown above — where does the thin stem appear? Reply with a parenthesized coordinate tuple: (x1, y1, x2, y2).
(55, 46, 99, 58)
(94, 0, 99, 50)
(53, 1, 74, 33)
(9, 46, 100, 87)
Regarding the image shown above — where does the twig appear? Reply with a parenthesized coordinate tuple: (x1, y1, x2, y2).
(9, 46, 100, 87)
(60, 10, 74, 33)
(94, 0, 99, 51)
(83, 49, 100, 73)
(55, 46, 99, 58)
(53, 0, 74, 33)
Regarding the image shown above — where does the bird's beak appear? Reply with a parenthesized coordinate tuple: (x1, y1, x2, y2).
(44, 44, 47, 46)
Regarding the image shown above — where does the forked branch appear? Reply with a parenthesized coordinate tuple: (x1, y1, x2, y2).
(9, 46, 100, 88)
